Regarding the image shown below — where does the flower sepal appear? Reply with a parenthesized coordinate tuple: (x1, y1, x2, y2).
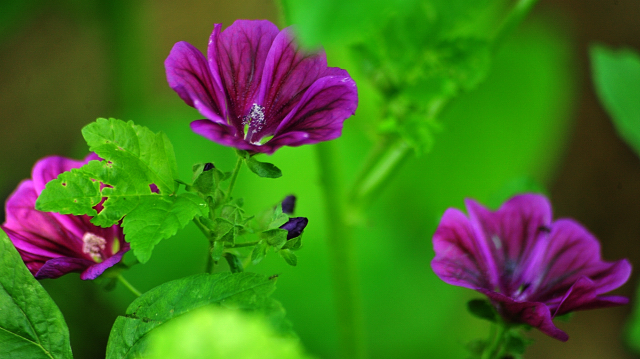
(236, 150, 283, 179)
(467, 298, 497, 323)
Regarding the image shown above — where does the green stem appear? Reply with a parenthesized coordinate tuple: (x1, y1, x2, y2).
(117, 274, 141, 297)
(226, 241, 260, 248)
(348, 137, 411, 210)
(481, 322, 508, 359)
(205, 241, 215, 274)
(225, 155, 244, 202)
(492, 0, 540, 48)
(316, 141, 367, 359)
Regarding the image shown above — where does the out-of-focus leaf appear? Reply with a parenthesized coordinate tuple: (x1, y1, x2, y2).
(591, 45, 640, 158)
(0, 229, 73, 359)
(146, 306, 312, 359)
(105, 272, 283, 359)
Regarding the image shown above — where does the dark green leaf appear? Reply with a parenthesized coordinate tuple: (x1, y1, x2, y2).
(0, 229, 73, 359)
(106, 272, 279, 359)
(591, 45, 640, 158)
(245, 157, 283, 178)
(224, 252, 244, 273)
(467, 299, 496, 323)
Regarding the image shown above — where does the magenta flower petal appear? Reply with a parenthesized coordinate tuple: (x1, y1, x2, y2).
(165, 19, 358, 154)
(165, 41, 227, 125)
(36, 257, 94, 279)
(431, 193, 631, 340)
(2, 154, 128, 280)
(214, 20, 279, 126)
(432, 208, 496, 290)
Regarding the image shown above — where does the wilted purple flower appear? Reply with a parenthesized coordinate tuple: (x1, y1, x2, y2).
(2, 154, 129, 280)
(431, 194, 631, 341)
(165, 19, 358, 154)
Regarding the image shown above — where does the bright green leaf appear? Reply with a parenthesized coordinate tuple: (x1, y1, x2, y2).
(82, 118, 179, 194)
(245, 157, 283, 178)
(35, 118, 207, 263)
(105, 272, 281, 359)
(0, 229, 73, 359)
(35, 168, 102, 216)
(146, 306, 312, 359)
(591, 45, 640, 158)
(121, 193, 208, 263)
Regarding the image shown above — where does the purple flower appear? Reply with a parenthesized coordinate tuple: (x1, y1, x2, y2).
(2, 154, 129, 280)
(431, 194, 631, 341)
(165, 19, 358, 154)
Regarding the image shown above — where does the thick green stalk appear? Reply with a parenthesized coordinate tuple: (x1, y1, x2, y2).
(316, 141, 367, 359)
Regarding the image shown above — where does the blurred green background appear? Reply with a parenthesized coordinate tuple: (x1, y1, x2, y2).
(1, 1, 639, 358)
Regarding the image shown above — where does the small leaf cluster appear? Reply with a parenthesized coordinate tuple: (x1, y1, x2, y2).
(251, 200, 305, 267)
(350, 1, 499, 154)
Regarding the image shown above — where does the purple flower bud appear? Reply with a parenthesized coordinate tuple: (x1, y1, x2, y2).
(281, 195, 296, 215)
(431, 194, 631, 341)
(2, 154, 129, 280)
(203, 162, 215, 171)
(165, 20, 358, 154)
(280, 217, 308, 240)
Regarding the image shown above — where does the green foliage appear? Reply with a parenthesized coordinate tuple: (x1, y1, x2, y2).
(591, 45, 640, 158)
(0, 229, 73, 359)
(282, 0, 507, 154)
(146, 306, 312, 359)
(105, 272, 286, 359)
(245, 156, 283, 178)
(35, 118, 208, 263)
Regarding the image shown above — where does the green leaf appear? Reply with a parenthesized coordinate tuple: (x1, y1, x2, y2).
(0, 229, 73, 359)
(591, 45, 640, 158)
(146, 306, 312, 359)
(467, 299, 496, 323)
(251, 241, 268, 265)
(223, 252, 244, 273)
(35, 118, 208, 263)
(106, 272, 280, 359)
(34, 168, 102, 216)
(82, 118, 179, 194)
(279, 249, 298, 267)
(262, 228, 288, 249)
(245, 157, 283, 178)
(121, 193, 208, 263)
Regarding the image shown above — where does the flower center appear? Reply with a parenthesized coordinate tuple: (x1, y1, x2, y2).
(82, 232, 106, 263)
(242, 103, 266, 144)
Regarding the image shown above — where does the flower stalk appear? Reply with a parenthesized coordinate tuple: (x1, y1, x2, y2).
(117, 274, 142, 297)
(316, 141, 367, 359)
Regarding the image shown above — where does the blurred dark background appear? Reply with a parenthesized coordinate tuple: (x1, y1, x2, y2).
(1, 0, 639, 358)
